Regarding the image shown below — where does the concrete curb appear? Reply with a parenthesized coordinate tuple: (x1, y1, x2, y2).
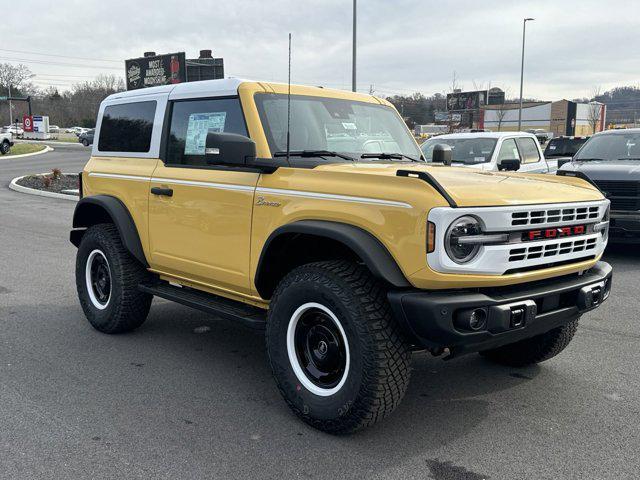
(9, 173, 79, 202)
(3, 145, 54, 159)
(15, 139, 84, 146)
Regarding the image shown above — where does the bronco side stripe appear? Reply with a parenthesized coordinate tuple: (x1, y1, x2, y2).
(255, 187, 412, 209)
(88, 173, 412, 208)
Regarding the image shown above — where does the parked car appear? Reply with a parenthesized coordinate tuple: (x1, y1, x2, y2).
(558, 128, 640, 242)
(2, 125, 24, 138)
(420, 132, 557, 173)
(78, 129, 94, 146)
(0, 131, 13, 154)
(49, 125, 60, 133)
(526, 129, 553, 144)
(69, 78, 612, 434)
(66, 126, 84, 134)
(544, 136, 589, 167)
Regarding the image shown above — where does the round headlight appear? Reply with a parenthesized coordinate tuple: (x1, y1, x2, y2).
(445, 216, 482, 263)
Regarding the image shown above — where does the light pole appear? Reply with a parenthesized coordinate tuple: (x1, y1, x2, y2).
(518, 17, 534, 131)
(352, 0, 357, 92)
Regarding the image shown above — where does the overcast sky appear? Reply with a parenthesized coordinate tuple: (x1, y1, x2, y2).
(3, 0, 639, 99)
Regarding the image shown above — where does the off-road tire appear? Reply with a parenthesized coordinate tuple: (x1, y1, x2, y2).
(480, 318, 579, 367)
(0, 140, 10, 155)
(76, 223, 152, 333)
(266, 260, 411, 434)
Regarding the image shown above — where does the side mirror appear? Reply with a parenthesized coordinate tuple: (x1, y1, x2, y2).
(557, 158, 572, 168)
(205, 131, 256, 166)
(432, 143, 453, 165)
(499, 158, 521, 171)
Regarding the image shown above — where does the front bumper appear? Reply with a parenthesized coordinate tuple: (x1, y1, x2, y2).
(388, 261, 612, 357)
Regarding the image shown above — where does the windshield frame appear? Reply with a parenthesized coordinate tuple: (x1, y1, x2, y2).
(254, 92, 423, 162)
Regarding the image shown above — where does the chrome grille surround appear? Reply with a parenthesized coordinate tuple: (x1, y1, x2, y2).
(427, 199, 610, 275)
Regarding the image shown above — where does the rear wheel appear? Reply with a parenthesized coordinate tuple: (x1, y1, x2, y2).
(480, 318, 579, 367)
(76, 224, 152, 333)
(266, 260, 411, 434)
(82, 139, 89, 146)
(0, 140, 10, 155)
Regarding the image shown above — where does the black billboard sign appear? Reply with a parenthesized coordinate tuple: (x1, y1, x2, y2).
(125, 52, 186, 90)
(446, 90, 488, 111)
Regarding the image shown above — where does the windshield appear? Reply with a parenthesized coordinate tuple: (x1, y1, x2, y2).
(574, 132, 640, 161)
(544, 137, 588, 157)
(254, 93, 422, 160)
(420, 137, 497, 164)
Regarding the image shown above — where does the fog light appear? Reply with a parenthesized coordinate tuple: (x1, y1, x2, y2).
(454, 307, 488, 332)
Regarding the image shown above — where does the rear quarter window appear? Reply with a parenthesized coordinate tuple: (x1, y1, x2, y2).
(98, 101, 156, 152)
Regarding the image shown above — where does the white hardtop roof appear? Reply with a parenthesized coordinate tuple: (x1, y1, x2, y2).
(104, 77, 250, 101)
(432, 131, 536, 140)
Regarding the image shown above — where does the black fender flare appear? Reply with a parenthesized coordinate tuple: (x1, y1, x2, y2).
(255, 220, 410, 297)
(70, 195, 148, 267)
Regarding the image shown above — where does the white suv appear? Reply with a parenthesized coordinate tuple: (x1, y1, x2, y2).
(421, 132, 558, 173)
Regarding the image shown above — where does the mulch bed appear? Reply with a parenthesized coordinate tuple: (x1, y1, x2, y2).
(16, 172, 79, 195)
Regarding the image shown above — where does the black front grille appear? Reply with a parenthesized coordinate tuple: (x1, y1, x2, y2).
(593, 180, 640, 211)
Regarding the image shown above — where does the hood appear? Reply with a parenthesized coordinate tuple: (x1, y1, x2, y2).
(315, 162, 604, 207)
(561, 160, 640, 182)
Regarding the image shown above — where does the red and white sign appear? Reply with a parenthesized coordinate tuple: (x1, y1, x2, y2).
(23, 115, 33, 132)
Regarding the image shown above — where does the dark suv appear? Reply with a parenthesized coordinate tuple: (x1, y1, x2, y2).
(544, 136, 589, 167)
(558, 129, 640, 242)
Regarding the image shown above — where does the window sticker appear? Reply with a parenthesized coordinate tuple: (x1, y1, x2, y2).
(184, 112, 227, 155)
(342, 122, 357, 130)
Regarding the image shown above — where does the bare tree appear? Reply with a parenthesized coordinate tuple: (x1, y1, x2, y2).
(0, 63, 34, 124)
(0, 63, 33, 91)
(447, 72, 461, 133)
(494, 103, 509, 132)
(588, 86, 603, 134)
(491, 88, 511, 132)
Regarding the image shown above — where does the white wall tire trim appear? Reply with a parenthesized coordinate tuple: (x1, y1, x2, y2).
(286, 302, 351, 397)
(85, 249, 112, 310)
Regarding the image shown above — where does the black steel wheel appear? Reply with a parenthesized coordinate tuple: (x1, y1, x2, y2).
(266, 260, 411, 434)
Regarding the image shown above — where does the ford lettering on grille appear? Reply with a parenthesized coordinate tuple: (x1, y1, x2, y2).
(522, 225, 586, 242)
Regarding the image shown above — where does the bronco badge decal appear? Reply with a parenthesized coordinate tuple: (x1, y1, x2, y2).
(256, 196, 281, 207)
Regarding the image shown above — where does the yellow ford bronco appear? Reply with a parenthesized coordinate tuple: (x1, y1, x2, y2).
(70, 79, 612, 433)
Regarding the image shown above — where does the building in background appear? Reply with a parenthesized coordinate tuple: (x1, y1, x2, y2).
(480, 100, 606, 136)
(186, 50, 224, 82)
(445, 88, 506, 129)
(125, 50, 224, 90)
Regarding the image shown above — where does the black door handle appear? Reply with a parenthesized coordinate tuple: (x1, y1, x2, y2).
(151, 187, 173, 197)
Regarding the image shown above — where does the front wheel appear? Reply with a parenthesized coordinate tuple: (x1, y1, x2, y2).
(82, 139, 89, 146)
(76, 224, 152, 333)
(480, 318, 579, 367)
(0, 141, 10, 155)
(266, 260, 411, 434)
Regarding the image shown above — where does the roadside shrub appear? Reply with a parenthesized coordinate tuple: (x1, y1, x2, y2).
(42, 176, 52, 188)
(51, 168, 62, 180)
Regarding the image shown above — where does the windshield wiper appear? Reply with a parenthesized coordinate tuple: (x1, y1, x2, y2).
(617, 157, 640, 161)
(273, 150, 356, 161)
(573, 158, 605, 162)
(360, 153, 421, 162)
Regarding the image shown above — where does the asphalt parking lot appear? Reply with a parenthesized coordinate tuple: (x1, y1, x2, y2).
(1, 144, 639, 479)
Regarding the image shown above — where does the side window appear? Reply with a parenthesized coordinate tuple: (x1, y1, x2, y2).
(98, 101, 156, 152)
(497, 138, 521, 162)
(166, 97, 247, 167)
(516, 137, 541, 163)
